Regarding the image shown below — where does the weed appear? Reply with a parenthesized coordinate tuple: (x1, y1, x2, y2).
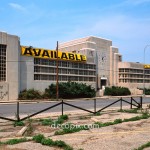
(40, 115, 69, 126)
(55, 123, 89, 135)
(103, 122, 114, 126)
(41, 118, 53, 126)
(35, 134, 73, 150)
(14, 121, 25, 127)
(64, 146, 73, 150)
(94, 122, 103, 127)
(4, 138, 27, 145)
(79, 116, 87, 120)
(94, 113, 150, 129)
(59, 115, 69, 120)
(114, 119, 122, 124)
(54, 130, 65, 135)
(141, 109, 149, 116)
(33, 134, 45, 143)
(54, 140, 67, 147)
(95, 112, 101, 116)
(26, 118, 34, 136)
(41, 138, 54, 146)
(134, 141, 150, 150)
(118, 109, 138, 113)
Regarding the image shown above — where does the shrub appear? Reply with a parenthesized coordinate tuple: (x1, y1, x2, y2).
(145, 88, 150, 95)
(104, 86, 131, 96)
(45, 82, 96, 99)
(18, 89, 43, 100)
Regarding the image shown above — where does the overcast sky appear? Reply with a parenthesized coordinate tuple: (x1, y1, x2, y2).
(1, 0, 150, 63)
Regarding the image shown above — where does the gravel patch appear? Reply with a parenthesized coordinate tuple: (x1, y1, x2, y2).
(50, 118, 150, 150)
(6, 141, 60, 150)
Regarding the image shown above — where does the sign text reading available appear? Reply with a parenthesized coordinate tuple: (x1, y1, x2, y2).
(21, 46, 86, 62)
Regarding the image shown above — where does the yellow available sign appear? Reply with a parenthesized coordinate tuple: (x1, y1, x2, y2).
(144, 64, 150, 69)
(21, 46, 86, 62)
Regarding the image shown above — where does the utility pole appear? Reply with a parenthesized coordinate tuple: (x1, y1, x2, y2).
(56, 41, 59, 100)
(143, 44, 150, 96)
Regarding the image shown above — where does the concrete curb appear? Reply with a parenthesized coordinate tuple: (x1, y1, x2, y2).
(1, 95, 150, 105)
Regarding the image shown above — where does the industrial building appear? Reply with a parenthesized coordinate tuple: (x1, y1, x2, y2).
(0, 31, 149, 100)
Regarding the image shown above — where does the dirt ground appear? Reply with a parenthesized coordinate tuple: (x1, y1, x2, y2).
(0, 107, 150, 150)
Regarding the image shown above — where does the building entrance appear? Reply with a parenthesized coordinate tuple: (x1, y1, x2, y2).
(100, 77, 107, 89)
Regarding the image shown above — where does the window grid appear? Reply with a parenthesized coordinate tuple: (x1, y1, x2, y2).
(34, 58, 96, 82)
(119, 68, 150, 83)
(0, 44, 6, 81)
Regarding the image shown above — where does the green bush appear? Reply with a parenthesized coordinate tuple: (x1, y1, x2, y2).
(45, 82, 96, 99)
(145, 88, 150, 95)
(18, 89, 43, 100)
(104, 86, 131, 96)
(19, 82, 96, 99)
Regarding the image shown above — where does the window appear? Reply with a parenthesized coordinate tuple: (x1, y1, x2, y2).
(0, 44, 6, 81)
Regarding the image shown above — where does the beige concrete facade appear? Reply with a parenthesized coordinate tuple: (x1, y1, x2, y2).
(60, 36, 122, 91)
(0, 32, 20, 100)
(60, 36, 150, 95)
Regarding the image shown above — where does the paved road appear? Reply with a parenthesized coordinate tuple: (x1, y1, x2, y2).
(0, 97, 149, 117)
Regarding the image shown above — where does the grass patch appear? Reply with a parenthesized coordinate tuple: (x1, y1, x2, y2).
(33, 134, 73, 150)
(33, 134, 45, 143)
(40, 118, 53, 126)
(95, 113, 150, 128)
(54, 123, 89, 135)
(0, 138, 28, 145)
(40, 115, 69, 126)
(0, 134, 73, 150)
(54, 113, 150, 135)
(134, 141, 150, 150)
(118, 108, 139, 113)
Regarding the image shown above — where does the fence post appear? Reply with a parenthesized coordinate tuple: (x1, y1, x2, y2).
(17, 102, 20, 121)
(94, 99, 96, 114)
(140, 96, 143, 109)
(120, 98, 122, 110)
(130, 97, 133, 109)
(62, 100, 64, 116)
